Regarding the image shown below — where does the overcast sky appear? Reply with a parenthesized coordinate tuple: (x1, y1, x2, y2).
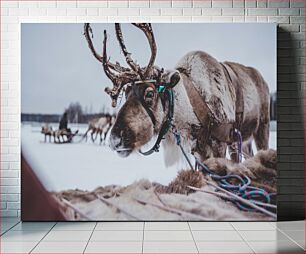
(21, 23, 276, 114)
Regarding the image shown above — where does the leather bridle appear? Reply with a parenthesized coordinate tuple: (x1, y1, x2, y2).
(136, 81, 175, 156)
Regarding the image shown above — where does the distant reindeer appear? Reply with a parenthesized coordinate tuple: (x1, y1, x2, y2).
(53, 129, 67, 143)
(83, 115, 114, 144)
(100, 115, 116, 144)
(41, 125, 54, 142)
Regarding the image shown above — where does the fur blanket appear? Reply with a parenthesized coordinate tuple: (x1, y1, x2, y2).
(53, 149, 276, 221)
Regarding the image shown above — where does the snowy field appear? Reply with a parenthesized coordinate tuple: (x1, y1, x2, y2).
(21, 122, 277, 192)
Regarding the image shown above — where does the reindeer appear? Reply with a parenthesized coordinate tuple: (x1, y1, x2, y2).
(102, 115, 116, 144)
(83, 117, 99, 142)
(84, 23, 270, 166)
(96, 115, 116, 145)
(41, 125, 54, 143)
(53, 129, 67, 143)
(83, 115, 114, 144)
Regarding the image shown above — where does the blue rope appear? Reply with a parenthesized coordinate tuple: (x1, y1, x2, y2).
(174, 129, 181, 146)
(173, 128, 194, 171)
(195, 157, 275, 212)
(173, 130, 275, 213)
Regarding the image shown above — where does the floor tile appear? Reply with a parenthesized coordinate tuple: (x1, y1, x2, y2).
(90, 230, 143, 241)
(282, 230, 305, 249)
(232, 222, 276, 231)
(282, 230, 305, 242)
(248, 240, 304, 253)
(144, 230, 193, 241)
(189, 222, 234, 231)
(11, 222, 55, 231)
(1, 226, 15, 234)
(145, 222, 190, 230)
(32, 241, 87, 253)
(197, 241, 253, 253)
(0, 230, 47, 242)
(85, 241, 142, 253)
(295, 240, 305, 250)
(42, 230, 92, 242)
(276, 221, 305, 231)
(192, 230, 243, 241)
(95, 222, 143, 231)
(239, 230, 290, 241)
(52, 222, 96, 231)
(1, 221, 21, 233)
(1, 241, 37, 253)
(143, 241, 198, 253)
(1, 229, 7, 235)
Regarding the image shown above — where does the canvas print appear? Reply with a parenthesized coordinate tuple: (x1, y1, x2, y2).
(21, 23, 277, 221)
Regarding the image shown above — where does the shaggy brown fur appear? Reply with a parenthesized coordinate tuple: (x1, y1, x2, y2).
(109, 50, 270, 163)
(154, 170, 206, 195)
(53, 177, 272, 221)
(54, 189, 96, 203)
(54, 184, 129, 204)
(53, 150, 276, 220)
(154, 149, 276, 195)
(204, 149, 277, 193)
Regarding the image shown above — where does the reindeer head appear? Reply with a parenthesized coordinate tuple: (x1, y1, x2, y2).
(84, 23, 180, 157)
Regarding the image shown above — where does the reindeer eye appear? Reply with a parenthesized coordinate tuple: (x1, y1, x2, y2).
(144, 86, 156, 104)
(146, 91, 154, 98)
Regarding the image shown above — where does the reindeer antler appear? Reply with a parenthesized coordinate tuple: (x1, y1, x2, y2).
(84, 23, 130, 73)
(132, 23, 157, 78)
(102, 30, 140, 107)
(84, 23, 158, 107)
(115, 23, 143, 78)
(84, 23, 139, 107)
(115, 23, 157, 80)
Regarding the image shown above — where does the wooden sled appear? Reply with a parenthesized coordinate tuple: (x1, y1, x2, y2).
(41, 127, 79, 144)
(53, 130, 79, 144)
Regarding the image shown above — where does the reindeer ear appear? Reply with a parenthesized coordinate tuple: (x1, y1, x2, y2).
(169, 71, 180, 88)
(160, 70, 180, 89)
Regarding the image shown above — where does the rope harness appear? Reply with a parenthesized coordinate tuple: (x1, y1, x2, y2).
(138, 81, 276, 216)
(139, 85, 174, 156)
(172, 129, 275, 213)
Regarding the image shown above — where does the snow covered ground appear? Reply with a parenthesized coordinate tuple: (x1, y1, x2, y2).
(21, 122, 277, 192)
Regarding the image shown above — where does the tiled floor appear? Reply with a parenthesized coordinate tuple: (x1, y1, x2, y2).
(0, 218, 304, 253)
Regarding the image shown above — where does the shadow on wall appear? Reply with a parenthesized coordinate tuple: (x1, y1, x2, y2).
(277, 27, 305, 221)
